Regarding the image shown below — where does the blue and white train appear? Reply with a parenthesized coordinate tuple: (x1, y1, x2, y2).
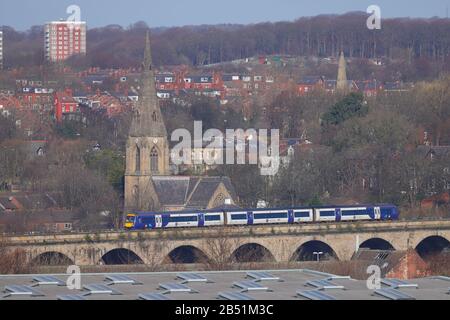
(124, 204, 399, 230)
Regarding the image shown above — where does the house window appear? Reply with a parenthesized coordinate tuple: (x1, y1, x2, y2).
(150, 147, 159, 173)
(135, 145, 141, 173)
(64, 223, 72, 230)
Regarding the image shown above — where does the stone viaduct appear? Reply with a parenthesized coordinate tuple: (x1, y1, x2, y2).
(3, 220, 450, 266)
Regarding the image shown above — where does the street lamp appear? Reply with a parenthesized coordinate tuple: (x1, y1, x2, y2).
(313, 251, 323, 262)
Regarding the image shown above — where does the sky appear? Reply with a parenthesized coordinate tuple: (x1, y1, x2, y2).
(1, 0, 450, 31)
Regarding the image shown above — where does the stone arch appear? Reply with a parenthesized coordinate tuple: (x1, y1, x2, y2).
(100, 248, 144, 265)
(415, 235, 450, 260)
(291, 240, 339, 261)
(359, 238, 395, 251)
(231, 243, 276, 263)
(31, 251, 74, 266)
(165, 245, 210, 264)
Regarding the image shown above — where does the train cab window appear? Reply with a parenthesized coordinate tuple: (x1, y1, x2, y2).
(126, 215, 136, 223)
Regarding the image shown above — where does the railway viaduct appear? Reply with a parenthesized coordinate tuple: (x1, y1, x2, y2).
(3, 220, 450, 266)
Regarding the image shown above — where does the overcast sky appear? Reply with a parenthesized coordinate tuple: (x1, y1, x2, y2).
(1, 0, 450, 30)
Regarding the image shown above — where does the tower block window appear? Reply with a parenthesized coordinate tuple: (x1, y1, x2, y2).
(150, 147, 159, 173)
(135, 145, 141, 173)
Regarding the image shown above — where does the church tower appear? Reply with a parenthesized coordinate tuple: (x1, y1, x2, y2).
(124, 31, 170, 211)
(336, 51, 349, 92)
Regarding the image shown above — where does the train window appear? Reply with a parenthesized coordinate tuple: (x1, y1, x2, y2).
(320, 211, 335, 216)
(254, 212, 287, 219)
(126, 215, 136, 223)
(341, 209, 369, 216)
(169, 215, 198, 223)
(294, 211, 310, 218)
(231, 214, 247, 220)
(205, 215, 221, 221)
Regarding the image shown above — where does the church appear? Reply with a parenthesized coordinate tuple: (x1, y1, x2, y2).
(124, 33, 237, 212)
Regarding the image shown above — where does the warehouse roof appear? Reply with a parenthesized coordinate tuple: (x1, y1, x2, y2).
(0, 269, 449, 300)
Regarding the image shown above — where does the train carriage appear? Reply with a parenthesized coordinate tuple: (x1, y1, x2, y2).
(225, 210, 249, 225)
(313, 205, 398, 222)
(292, 208, 314, 223)
(125, 210, 224, 230)
(124, 204, 399, 231)
(252, 209, 289, 225)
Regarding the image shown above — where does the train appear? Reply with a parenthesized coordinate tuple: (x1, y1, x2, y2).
(124, 204, 399, 230)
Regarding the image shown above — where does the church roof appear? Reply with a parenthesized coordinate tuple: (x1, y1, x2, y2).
(151, 176, 237, 209)
(187, 177, 236, 208)
(151, 176, 190, 206)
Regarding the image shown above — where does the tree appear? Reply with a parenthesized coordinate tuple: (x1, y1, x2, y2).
(0, 140, 26, 190)
(209, 164, 265, 207)
(322, 92, 368, 126)
(413, 76, 450, 145)
(0, 116, 17, 143)
(271, 146, 332, 206)
(330, 109, 416, 202)
(84, 149, 125, 192)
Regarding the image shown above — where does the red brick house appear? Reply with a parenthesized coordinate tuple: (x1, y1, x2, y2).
(54, 91, 78, 123)
(421, 192, 450, 209)
(353, 249, 431, 280)
(297, 76, 325, 95)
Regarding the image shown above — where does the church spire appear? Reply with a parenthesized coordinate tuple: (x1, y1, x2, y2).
(129, 31, 167, 138)
(337, 51, 349, 92)
(143, 30, 152, 71)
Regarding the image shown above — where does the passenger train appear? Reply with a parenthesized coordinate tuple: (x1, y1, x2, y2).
(124, 204, 399, 230)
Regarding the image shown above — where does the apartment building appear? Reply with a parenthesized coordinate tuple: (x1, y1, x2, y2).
(45, 21, 86, 62)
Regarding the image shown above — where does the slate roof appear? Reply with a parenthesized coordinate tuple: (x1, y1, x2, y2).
(151, 176, 237, 209)
(416, 145, 450, 159)
(0, 192, 61, 212)
(152, 177, 190, 206)
(297, 76, 324, 85)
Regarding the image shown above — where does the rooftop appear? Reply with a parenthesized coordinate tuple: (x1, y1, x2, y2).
(0, 269, 449, 300)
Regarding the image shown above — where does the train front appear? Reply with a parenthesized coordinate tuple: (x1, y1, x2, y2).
(124, 213, 137, 230)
